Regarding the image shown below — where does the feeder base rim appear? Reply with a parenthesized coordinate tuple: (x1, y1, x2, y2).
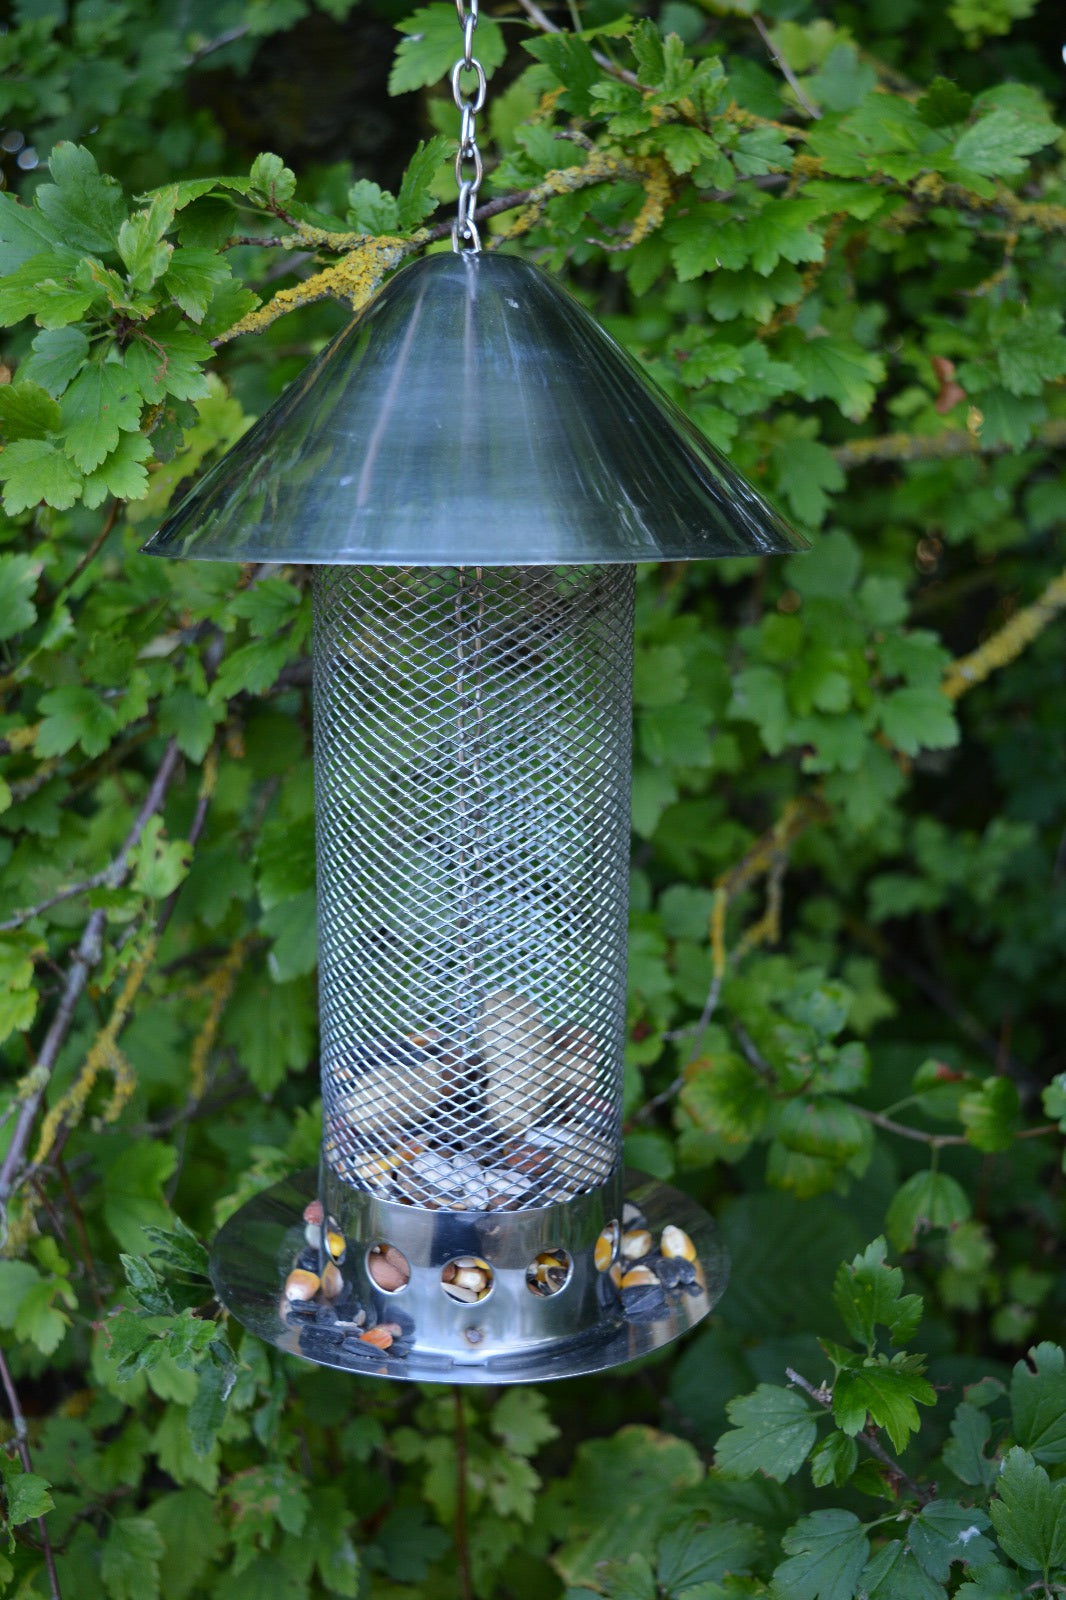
(209, 1169, 729, 1385)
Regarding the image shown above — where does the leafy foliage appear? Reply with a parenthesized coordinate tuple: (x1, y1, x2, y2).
(1, 0, 1066, 1596)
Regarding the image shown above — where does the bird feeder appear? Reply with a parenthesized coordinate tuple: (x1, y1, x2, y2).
(143, 247, 805, 1383)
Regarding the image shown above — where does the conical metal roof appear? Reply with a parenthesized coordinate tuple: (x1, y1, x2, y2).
(142, 251, 806, 565)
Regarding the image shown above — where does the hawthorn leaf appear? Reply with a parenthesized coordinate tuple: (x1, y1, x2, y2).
(989, 1447, 1066, 1574)
(771, 1509, 869, 1600)
(715, 1384, 817, 1481)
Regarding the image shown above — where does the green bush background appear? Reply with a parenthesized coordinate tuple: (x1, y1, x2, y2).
(2, 0, 1066, 1594)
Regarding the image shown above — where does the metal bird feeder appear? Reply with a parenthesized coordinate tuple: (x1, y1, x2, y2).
(142, 8, 805, 1384)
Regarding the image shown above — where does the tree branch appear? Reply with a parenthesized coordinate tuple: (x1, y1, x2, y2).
(0, 1344, 63, 1599)
(0, 738, 183, 1207)
(833, 417, 1066, 468)
(752, 14, 821, 119)
(453, 1387, 474, 1600)
(785, 1366, 931, 1503)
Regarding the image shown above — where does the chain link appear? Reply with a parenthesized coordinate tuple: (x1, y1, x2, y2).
(451, 0, 485, 251)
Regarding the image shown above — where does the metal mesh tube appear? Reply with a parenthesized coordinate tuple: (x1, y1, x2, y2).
(313, 565, 635, 1211)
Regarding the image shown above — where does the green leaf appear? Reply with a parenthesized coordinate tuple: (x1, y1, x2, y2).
(163, 248, 231, 322)
(36, 143, 127, 255)
(14, 1278, 75, 1356)
(345, 180, 400, 233)
(778, 330, 885, 421)
(147, 1490, 222, 1600)
(833, 1237, 923, 1350)
(249, 152, 297, 207)
(309, 1487, 360, 1597)
(633, 644, 688, 707)
(989, 1447, 1066, 1574)
(656, 1515, 763, 1590)
(117, 193, 176, 290)
(953, 106, 1058, 177)
(0, 378, 62, 440)
(261, 889, 319, 982)
(885, 1170, 971, 1251)
(0, 437, 84, 513)
(81, 430, 153, 507)
(0, 553, 40, 640)
(102, 1516, 165, 1600)
(19, 326, 90, 397)
(832, 1363, 936, 1453)
(771, 1509, 869, 1600)
(60, 362, 143, 471)
(715, 1384, 818, 1481)
(186, 1359, 228, 1457)
(537, 1426, 702, 1588)
(994, 308, 1066, 398)
(491, 1389, 560, 1457)
(596, 1553, 655, 1600)
(396, 135, 450, 228)
(390, 4, 505, 96)
(131, 815, 192, 899)
(0, 190, 62, 273)
(1011, 1343, 1066, 1464)
(127, 315, 212, 402)
(156, 690, 221, 763)
(860, 1540, 946, 1600)
(772, 434, 845, 527)
(958, 1076, 1019, 1152)
(36, 686, 119, 758)
(0, 252, 96, 329)
(917, 77, 973, 128)
(102, 1141, 178, 1253)
(680, 1054, 772, 1146)
(943, 1402, 996, 1488)
(954, 1565, 1021, 1600)
(808, 1431, 858, 1488)
(1, 1466, 54, 1528)
(368, 1502, 450, 1583)
(907, 1501, 992, 1580)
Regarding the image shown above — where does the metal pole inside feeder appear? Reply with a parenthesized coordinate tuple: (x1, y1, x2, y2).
(142, 12, 805, 1382)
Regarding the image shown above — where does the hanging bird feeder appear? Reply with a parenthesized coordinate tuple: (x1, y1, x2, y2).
(142, 1, 806, 1384)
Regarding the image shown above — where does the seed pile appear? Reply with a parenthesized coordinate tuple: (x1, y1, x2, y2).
(525, 1248, 570, 1297)
(594, 1205, 704, 1322)
(441, 1255, 493, 1304)
(324, 988, 615, 1211)
(279, 1200, 412, 1358)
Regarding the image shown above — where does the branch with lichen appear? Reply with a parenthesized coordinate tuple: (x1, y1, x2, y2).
(943, 569, 1066, 701)
(32, 927, 158, 1169)
(833, 417, 1066, 468)
(215, 233, 425, 344)
(188, 936, 251, 1100)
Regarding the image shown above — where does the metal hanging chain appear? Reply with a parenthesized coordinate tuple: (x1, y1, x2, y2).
(452, 0, 486, 252)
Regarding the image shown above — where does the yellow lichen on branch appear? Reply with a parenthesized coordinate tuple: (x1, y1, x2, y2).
(33, 929, 159, 1168)
(943, 570, 1066, 701)
(493, 150, 646, 240)
(833, 417, 1066, 468)
(189, 936, 251, 1100)
(215, 233, 425, 344)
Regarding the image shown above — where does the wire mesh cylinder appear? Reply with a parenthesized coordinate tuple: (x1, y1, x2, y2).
(313, 565, 635, 1213)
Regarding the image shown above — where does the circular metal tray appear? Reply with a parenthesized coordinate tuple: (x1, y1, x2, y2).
(210, 1167, 729, 1385)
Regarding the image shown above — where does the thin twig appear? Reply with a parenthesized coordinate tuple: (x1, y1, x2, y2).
(752, 14, 821, 119)
(785, 1366, 931, 1503)
(453, 1387, 474, 1600)
(0, 870, 118, 933)
(0, 1345, 63, 1600)
(183, 22, 249, 64)
(0, 739, 183, 1207)
(514, 0, 640, 84)
(850, 1106, 968, 1148)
